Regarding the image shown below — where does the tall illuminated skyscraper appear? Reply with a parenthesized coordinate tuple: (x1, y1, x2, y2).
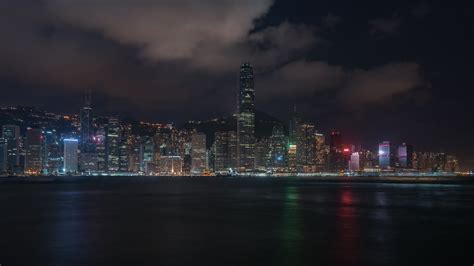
(191, 132, 207, 174)
(269, 125, 287, 170)
(378, 141, 392, 169)
(106, 117, 120, 172)
(2, 125, 20, 172)
(79, 90, 97, 172)
(0, 138, 7, 173)
(24, 128, 43, 174)
(237, 63, 255, 171)
(63, 138, 78, 174)
(297, 123, 316, 172)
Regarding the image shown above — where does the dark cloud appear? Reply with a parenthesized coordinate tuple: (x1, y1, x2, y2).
(0, 0, 422, 120)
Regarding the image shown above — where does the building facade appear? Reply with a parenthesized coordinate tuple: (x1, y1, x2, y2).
(237, 63, 256, 171)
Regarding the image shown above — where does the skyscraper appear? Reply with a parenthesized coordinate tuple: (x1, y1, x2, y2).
(43, 129, 61, 175)
(315, 133, 328, 171)
(213, 131, 238, 172)
(397, 143, 414, 169)
(379, 141, 392, 169)
(95, 126, 107, 172)
(297, 123, 316, 172)
(106, 117, 120, 172)
(329, 131, 345, 171)
(63, 138, 78, 174)
(24, 128, 43, 174)
(191, 132, 207, 174)
(237, 63, 255, 172)
(269, 125, 287, 170)
(0, 138, 7, 173)
(79, 90, 97, 172)
(2, 125, 20, 172)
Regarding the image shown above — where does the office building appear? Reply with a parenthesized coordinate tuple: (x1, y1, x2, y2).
(24, 128, 43, 174)
(0, 138, 7, 173)
(106, 117, 120, 172)
(268, 125, 287, 170)
(191, 132, 206, 174)
(237, 63, 256, 171)
(2, 125, 20, 172)
(63, 138, 78, 174)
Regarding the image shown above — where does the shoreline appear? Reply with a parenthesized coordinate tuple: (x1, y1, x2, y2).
(1, 175, 474, 185)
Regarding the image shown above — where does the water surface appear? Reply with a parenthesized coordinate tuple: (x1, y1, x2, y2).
(0, 178, 473, 265)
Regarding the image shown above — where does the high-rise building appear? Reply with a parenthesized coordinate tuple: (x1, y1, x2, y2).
(378, 141, 393, 169)
(268, 125, 287, 170)
(397, 143, 414, 169)
(0, 138, 7, 173)
(255, 138, 270, 170)
(213, 131, 238, 172)
(191, 132, 206, 174)
(214, 132, 228, 171)
(106, 117, 120, 172)
(297, 123, 316, 172)
(24, 128, 43, 174)
(315, 133, 328, 171)
(159, 156, 183, 175)
(237, 63, 255, 171)
(42, 130, 62, 175)
(140, 136, 154, 173)
(95, 126, 107, 172)
(329, 131, 345, 171)
(63, 138, 78, 174)
(349, 152, 360, 172)
(79, 90, 97, 172)
(2, 125, 20, 172)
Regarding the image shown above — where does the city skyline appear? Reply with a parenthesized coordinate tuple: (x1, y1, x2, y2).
(0, 63, 466, 175)
(1, 1, 473, 167)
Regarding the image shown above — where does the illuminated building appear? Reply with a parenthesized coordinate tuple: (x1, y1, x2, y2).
(314, 133, 328, 171)
(287, 144, 297, 172)
(79, 90, 97, 172)
(182, 142, 192, 174)
(106, 117, 120, 172)
(349, 152, 360, 172)
(95, 126, 107, 172)
(397, 143, 413, 168)
(214, 131, 238, 171)
(42, 130, 61, 175)
(0, 138, 7, 173)
(378, 141, 393, 169)
(329, 131, 345, 171)
(237, 63, 255, 171)
(63, 138, 78, 174)
(288, 106, 301, 171)
(191, 132, 207, 174)
(255, 138, 270, 171)
(269, 125, 287, 170)
(2, 125, 20, 172)
(159, 156, 183, 175)
(140, 136, 154, 173)
(297, 123, 316, 172)
(24, 128, 43, 174)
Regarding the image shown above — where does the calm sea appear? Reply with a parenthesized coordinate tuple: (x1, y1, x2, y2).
(0, 177, 473, 266)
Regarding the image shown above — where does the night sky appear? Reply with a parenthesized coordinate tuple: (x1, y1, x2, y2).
(1, 0, 473, 167)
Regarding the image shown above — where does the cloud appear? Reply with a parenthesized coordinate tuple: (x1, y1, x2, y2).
(341, 62, 422, 106)
(0, 0, 424, 121)
(259, 61, 422, 107)
(369, 16, 401, 38)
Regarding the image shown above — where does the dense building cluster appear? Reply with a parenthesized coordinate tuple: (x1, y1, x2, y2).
(0, 63, 460, 176)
